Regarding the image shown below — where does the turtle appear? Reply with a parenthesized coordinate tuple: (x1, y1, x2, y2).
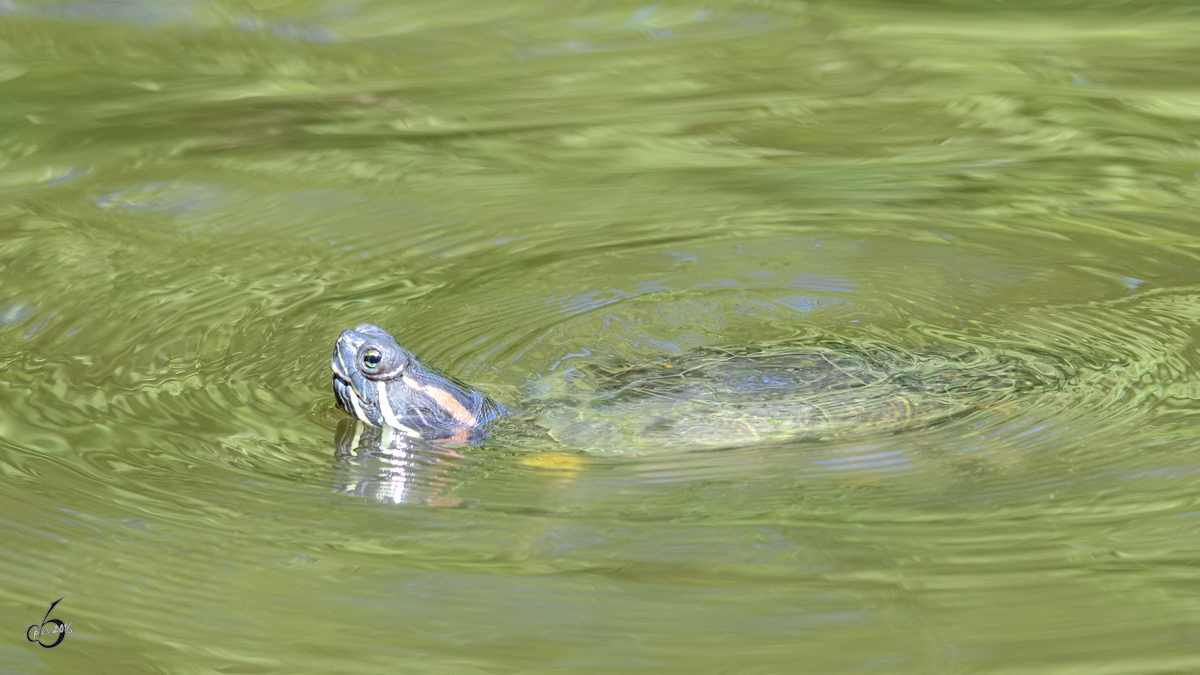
(331, 323, 1058, 454)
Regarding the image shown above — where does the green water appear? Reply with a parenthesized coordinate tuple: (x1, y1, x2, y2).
(3, 0, 1200, 672)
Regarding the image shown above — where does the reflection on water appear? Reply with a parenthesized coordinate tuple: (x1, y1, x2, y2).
(333, 418, 470, 507)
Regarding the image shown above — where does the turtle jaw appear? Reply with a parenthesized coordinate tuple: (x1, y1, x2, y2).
(332, 373, 360, 417)
(331, 329, 380, 426)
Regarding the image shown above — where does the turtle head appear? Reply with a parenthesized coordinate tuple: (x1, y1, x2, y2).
(331, 324, 498, 442)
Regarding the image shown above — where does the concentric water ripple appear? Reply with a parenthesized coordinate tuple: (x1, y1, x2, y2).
(321, 280, 1200, 522)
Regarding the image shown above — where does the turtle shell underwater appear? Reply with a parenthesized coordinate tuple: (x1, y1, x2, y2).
(331, 324, 1054, 453)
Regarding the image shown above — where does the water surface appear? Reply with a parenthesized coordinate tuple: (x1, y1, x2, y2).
(3, 1, 1200, 672)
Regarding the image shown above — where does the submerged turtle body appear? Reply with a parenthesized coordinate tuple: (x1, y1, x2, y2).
(523, 342, 1043, 452)
(331, 324, 1047, 453)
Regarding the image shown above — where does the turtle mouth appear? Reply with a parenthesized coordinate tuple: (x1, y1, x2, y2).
(331, 332, 373, 423)
(333, 372, 376, 425)
(333, 373, 354, 414)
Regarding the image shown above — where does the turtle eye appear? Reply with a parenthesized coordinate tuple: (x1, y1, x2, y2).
(362, 348, 383, 369)
(357, 342, 406, 380)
